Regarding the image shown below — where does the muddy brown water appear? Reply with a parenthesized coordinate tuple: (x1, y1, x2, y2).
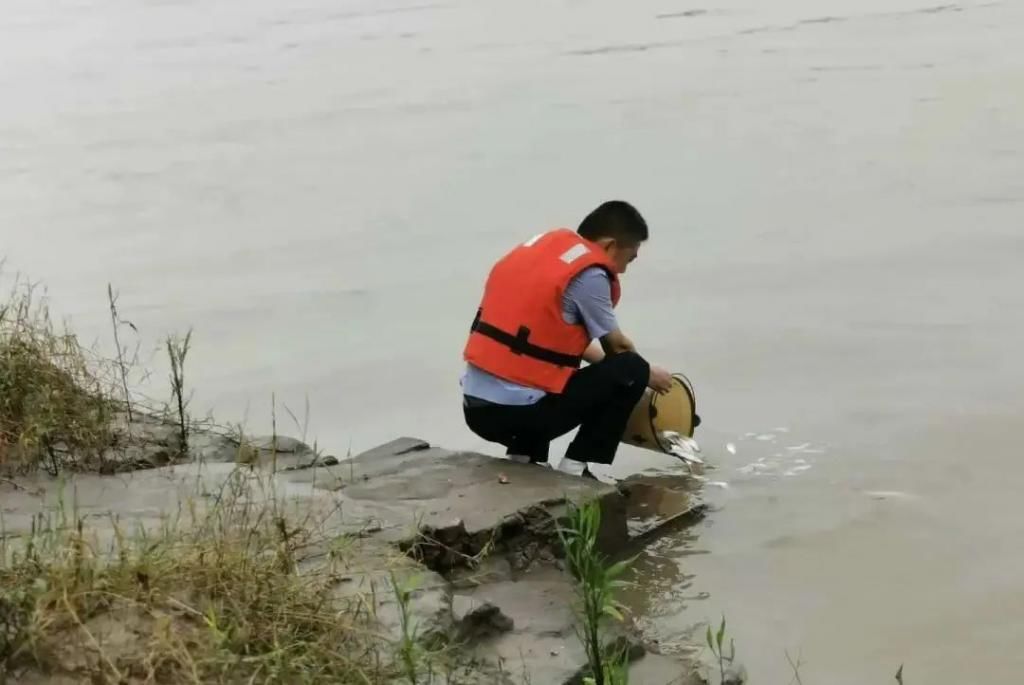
(3, 0, 1024, 682)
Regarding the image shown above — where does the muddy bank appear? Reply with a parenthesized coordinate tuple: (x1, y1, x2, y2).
(1, 416, 723, 684)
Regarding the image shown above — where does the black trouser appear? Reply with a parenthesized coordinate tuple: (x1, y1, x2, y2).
(463, 351, 650, 465)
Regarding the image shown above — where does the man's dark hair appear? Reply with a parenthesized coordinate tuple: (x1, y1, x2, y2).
(577, 200, 649, 246)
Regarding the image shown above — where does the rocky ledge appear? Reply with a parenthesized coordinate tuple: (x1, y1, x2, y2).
(1, 423, 736, 684)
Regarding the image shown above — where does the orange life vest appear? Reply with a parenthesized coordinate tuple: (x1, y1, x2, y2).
(464, 228, 621, 394)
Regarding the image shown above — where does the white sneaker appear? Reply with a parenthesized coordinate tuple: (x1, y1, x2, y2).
(556, 457, 587, 476)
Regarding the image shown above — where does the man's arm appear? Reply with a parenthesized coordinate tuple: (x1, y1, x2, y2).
(566, 270, 672, 393)
(566, 269, 619, 362)
(598, 328, 636, 356)
(597, 330, 672, 392)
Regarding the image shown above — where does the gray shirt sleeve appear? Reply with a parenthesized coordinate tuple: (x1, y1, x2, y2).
(562, 267, 618, 341)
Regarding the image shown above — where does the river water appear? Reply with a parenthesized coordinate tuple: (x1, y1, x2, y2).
(3, 0, 1023, 682)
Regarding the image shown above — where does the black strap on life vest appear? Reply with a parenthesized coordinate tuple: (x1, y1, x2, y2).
(470, 309, 582, 369)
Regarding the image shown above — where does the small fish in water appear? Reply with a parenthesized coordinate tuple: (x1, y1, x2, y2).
(689, 474, 728, 490)
(660, 431, 701, 453)
(659, 431, 704, 465)
(864, 490, 919, 501)
(726, 443, 737, 455)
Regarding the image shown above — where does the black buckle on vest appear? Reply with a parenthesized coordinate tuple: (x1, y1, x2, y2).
(513, 326, 530, 355)
(470, 312, 581, 369)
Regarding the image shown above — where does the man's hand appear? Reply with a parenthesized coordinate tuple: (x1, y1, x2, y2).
(648, 365, 673, 394)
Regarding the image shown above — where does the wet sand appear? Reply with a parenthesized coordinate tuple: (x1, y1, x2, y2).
(3, 0, 1024, 682)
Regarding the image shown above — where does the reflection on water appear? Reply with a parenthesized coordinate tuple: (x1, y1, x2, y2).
(621, 532, 707, 657)
(621, 475, 704, 539)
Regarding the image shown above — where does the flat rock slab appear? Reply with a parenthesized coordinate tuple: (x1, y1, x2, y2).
(334, 439, 618, 538)
(3, 437, 703, 561)
(0, 462, 243, 541)
(461, 566, 582, 683)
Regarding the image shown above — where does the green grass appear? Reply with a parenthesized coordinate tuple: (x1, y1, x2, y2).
(0, 279, 116, 475)
(706, 617, 736, 685)
(0, 466, 414, 684)
(558, 500, 634, 685)
(0, 272, 456, 683)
